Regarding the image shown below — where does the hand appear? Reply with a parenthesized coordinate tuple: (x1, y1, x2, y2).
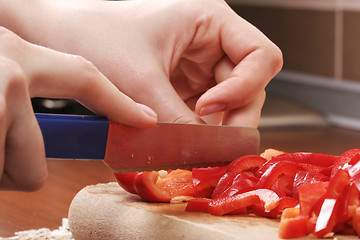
(15, 0, 283, 127)
(0, 27, 157, 191)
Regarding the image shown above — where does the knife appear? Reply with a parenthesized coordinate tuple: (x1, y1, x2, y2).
(35, 113, 260, 173)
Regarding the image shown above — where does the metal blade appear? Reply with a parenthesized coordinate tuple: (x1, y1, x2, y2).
(104, 122, 260, 173)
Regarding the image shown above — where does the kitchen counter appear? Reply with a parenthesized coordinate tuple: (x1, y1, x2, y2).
(1, 125, 360, 238)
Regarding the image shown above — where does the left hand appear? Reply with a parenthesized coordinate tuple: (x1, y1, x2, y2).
(15, 0, 283, 127)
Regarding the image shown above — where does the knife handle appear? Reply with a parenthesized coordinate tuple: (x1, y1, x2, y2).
(35, 113, 109, 160)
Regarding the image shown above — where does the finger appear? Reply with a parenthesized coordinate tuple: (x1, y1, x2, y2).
(0, 27, 157, 128)
(129, 67, 206, 124)
(195, 10, 282, 117)
(0, 57, 47, 191)
(213, 56, 235, 84)
(26, 46, 158, 128)
(184, 94, 223, 125)
(222, 90, 266, 128)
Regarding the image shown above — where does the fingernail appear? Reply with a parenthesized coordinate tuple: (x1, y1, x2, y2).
(199, 103, 226, 116)
(137, 103, 158, 119)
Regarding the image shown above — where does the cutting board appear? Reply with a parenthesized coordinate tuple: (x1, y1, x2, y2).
(68, 183, 356, 240)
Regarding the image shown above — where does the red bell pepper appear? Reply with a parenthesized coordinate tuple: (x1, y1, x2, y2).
(252, 196, 298, 218)
(211, 155, 266, 199)
(313, 198, 338, 238)
(279, 207, 309, 239)
(185, 198, 212, 213)
(324, 168, 351, 199)
(311, 169, 351, 237)
(271, 175, 294, 197)
(293, 170, 329, 189)
(256, 161, 303, 189)
(133, 170, 198, 202)
(215, 172, 258, 199)
(113, 149, 360, 239)
(331, 149, 360, 177)
(297, 181, 329, 216)
(192, 166, 227, 197)
(352, 207, 360, 236)
(273, 152, 337, 168)
(348, 158, 360, 191)
(336, 183, 359, 224)
(257, 152, 337, 178)
(292, 171, 329, 200)
(114, 172, 140, 194)
(227, 155, 267, 173)
(209, 189, 280, 216)
(211, 172, 236, 199)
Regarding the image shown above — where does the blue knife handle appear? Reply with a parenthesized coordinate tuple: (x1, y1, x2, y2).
(35, 113, 109, 160)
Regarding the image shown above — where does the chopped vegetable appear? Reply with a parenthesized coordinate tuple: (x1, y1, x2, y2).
(114, 149, 360, 239)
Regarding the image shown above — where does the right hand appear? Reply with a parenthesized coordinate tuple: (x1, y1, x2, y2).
(0, 27, 157, 191)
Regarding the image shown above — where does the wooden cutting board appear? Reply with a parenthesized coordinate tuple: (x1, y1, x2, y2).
(68, 183, 356, 240)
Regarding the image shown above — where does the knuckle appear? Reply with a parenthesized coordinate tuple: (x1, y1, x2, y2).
(0, 58, 26, 89)
(0, 58, 28, 109)
(0, 27, 22, 52)
(267, 44, 283, 76)
(72, 55, 99, 76)
(70, 55, 102, 94)
(0, 27, 16, 41)
(5, 67, 27, 93)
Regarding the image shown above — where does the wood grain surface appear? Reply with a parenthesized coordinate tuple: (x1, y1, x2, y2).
(1, 126, 360, 238)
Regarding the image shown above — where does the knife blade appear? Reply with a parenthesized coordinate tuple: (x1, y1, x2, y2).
(36, 113, 260, 173)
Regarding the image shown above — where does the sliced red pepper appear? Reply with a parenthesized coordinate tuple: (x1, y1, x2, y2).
(331, 149, 360, 177)
(309, 169, 351, 237)
(297, 163, 332, 177)
(303, 169, 350, 224)
(211, 155, 266, 199)
(216, 172, 258, 198)
(211, 172, 237, 199)
(292, 171, 329, 200)
(324, 168, 351, 199)
(192, 166, 227, 197)
(192, 166, 227, 187)
(113, 149, 360, 239)
(155, 169, 196, 196)
(297, 181, 329, 216)
(256, 161, 303, 189)
(313, 198, 338, 238)
(133, 171, 172, 202)
(227, 155, 267, 173)
(252, 197, 298, 218)
(293, 170, 329, 188)
(336, 183, 360, 224)
(271, 174, 294, 197)
(209, 189, 280, 216)
(257, 152, 337, 178)
(351, 207, 360, 236)
(134, 169, 196, 202)
(279, 207, 309, 239)
(273, 152, 337, 168)
(348, 159, 360, 191)
(114, 172, 141, 195)
(185, 198, 212, 213)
